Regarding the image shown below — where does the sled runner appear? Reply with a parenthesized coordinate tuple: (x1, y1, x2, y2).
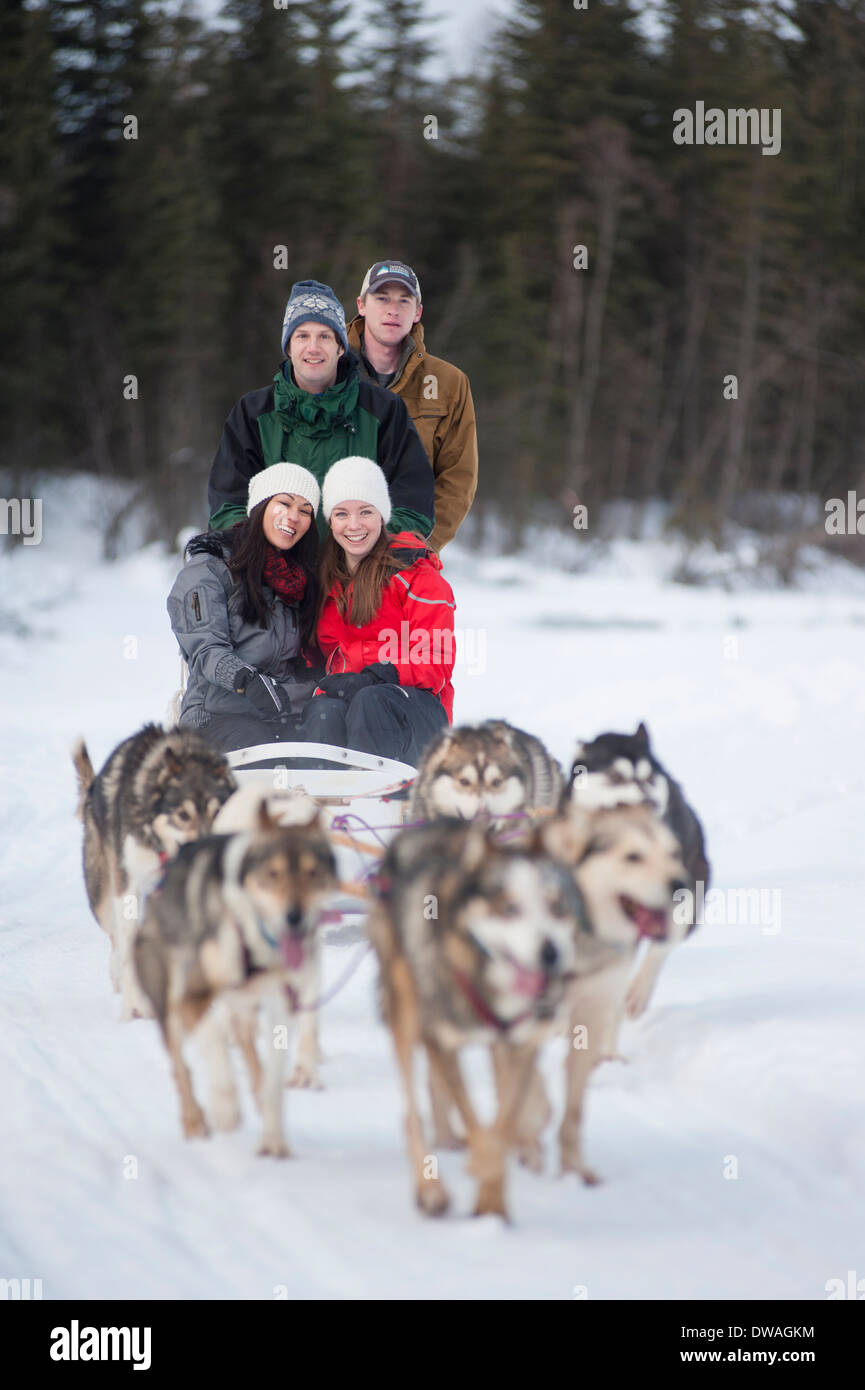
(225, 740, 416, 804)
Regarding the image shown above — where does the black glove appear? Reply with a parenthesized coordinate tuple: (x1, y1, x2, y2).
(314, 663, 399, 702)
(234, 667, 285, 716)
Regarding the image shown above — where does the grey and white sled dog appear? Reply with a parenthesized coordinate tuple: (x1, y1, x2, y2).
(409, 720, 564, 838)
(212, 781, 332, 1090)
(523, 799, 689, 1182)
(72, 723, 236, 1019)
(367, 818, 617, 1220)
(566, 720, 710, 1018)
(133, 803, 337, 1154)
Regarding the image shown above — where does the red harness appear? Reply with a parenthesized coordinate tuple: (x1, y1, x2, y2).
(451, 969, 538, 1034)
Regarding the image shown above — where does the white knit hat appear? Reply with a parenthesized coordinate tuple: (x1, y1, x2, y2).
(247, 463, 321, 517)
(321, 456, 392, 524)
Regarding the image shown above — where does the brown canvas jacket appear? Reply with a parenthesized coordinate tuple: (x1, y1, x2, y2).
(346, 316, 478, 550)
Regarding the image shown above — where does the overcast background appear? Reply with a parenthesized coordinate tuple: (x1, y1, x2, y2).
(194, 0, 518, 75)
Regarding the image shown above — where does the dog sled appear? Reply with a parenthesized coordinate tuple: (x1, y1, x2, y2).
(170, 666, 415, 906)
(219, 740, 417, 915)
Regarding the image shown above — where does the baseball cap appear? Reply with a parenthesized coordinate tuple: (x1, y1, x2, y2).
(360, 260, 422, 300)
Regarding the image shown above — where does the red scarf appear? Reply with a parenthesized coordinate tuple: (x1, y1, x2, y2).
(263, 546, 307, 604)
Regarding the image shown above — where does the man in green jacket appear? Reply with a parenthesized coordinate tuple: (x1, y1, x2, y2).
(347, 260, 478, 551)
(208, 280, 434, 539)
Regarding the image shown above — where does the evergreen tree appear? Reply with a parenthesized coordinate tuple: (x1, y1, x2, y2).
(0, 2, 71, 474)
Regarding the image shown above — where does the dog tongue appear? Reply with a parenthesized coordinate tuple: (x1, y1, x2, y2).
(281, 936, 305, 969)
(512, 963, 547, 998)
(634, 904, 666, 939)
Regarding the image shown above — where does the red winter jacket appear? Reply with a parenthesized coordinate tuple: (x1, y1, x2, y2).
(316, 533, 456, 721)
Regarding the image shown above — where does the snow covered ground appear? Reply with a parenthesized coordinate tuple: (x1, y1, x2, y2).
(1, 478, 863, 1300)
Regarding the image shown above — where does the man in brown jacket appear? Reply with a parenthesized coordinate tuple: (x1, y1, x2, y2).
(346, 260, 478, 551)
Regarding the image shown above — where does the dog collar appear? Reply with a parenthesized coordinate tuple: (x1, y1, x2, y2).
(256, 919, 279, 949)
(451, 969, 536, 1034)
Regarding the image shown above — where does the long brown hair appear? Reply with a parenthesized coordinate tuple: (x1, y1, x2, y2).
(318, 529, 426, 628)
(186, 501, 319, 641)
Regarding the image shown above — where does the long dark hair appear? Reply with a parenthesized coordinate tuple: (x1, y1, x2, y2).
(317, 528, 425, 628)
(185, 502, 319, 645)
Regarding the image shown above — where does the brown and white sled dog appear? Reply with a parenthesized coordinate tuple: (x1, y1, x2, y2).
(72, 724, 236, 1019)
(367, 819, 617, 1220)
(566, 721, 710, 1019)
(535, 801, 689, 1182)
(132, 804, 337, 1154)
(212, 782, 332, 1090)
(409, 720, 564, 839)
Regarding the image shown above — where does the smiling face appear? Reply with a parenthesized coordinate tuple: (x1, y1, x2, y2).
(329, 500, 383, 572)
(262, 493, 313, 549)
(287, 321, 344, 392)
(358, 283, 421, 350)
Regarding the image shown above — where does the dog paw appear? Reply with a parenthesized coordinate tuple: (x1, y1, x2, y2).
(120, 995, 155, 1022)
(473, 1184, 509, 1220)
(182, 1109, 210, 1140)
(516, 1140, 545, 1174)
(416, 1179, 450, 1217)
(559, 1149, 602, 1185)
(258, 1135, 292, 1158)
(287, 1061, 323, 1090)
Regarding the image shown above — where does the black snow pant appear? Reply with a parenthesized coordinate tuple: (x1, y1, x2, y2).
(187, 700, 347, 759)
(303, 685, 448, 768)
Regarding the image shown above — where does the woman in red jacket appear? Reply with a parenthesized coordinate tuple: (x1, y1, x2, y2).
(311, 456, 455, 766)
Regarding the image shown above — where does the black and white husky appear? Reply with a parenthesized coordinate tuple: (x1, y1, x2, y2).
(567, 721, 710, 891)
(72, 724, 236, 1019)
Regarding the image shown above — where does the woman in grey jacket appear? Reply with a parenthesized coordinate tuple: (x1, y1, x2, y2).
(168, 462, 330, 753)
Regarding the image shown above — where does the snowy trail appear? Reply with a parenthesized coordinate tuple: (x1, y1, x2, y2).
(2, 515, 864, 1300)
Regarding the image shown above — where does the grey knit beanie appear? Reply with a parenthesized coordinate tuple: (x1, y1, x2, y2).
(281, 280, 348, 354)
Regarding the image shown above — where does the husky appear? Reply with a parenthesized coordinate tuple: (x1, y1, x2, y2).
(132, 804, 337, 1154)
(72, 723, 236, 1019)
(212, 782, 332, 1089)
(537, 801, 688, 1181)
(566, 722, 710, 1018)
(567, 721, 710, 887)
(409, 720, 564, 838)
(367, 818, 617, 1220)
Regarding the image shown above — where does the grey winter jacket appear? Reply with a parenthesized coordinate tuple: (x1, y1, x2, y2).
(167, 548, 316, 728)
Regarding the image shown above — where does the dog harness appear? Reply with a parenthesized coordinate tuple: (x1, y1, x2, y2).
(451, 969, 540, 1034)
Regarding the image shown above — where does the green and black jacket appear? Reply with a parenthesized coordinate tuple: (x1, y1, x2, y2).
(208, 350, 434, 538)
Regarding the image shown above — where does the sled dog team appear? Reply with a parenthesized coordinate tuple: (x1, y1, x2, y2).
(71, 264, 708, 1218)
(73, 715, 710, 1221)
